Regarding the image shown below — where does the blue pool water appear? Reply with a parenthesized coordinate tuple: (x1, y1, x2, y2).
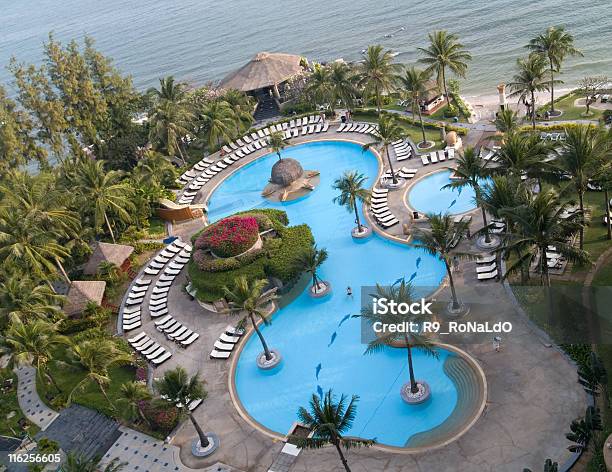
(207, 141, 456, 447)
(408, 170, 477, 215)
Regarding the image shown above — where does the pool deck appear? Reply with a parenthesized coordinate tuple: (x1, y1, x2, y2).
(143, 126, 586, 471)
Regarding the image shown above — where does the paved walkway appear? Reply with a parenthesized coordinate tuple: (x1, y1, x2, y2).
(14, 365, 59, 431)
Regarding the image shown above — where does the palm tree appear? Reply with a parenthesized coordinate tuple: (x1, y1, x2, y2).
(494, 108, 519, 135)
(357, 45, 401, 112)
(289, 389, 375, 472)
(508, 54, 551, 129)
(412, 214, 470, 310)
(147, 76, 187, 103)
(566, 406, 602, 453)
(305, 64, 332, 110)
(155, 367, 212, 450)
(268, 131, 286, 160)
(59, 453, 126, 472)
(222, 89, 255, 135)
(148, 99, 193, 164)
(133, 150, 178, 190)
(117, 380, 151, 424)
(68, 338, 132, 409)
(73, 159, 135, 243)
(223, 276, 278, 362)
(417, 31, 472, 108)
(597, 164, 612, 240)
(294, 243, 328, 292)
(554, 125, 607, 249)
(397, 66, 433, 147)
(577, 351, 607, 399)
(196, 100, 234, 151)
(329, 62, 357, 111)
(499, 189, 589, 286)
(0, 314, 66, 393)
(333, 171, 371, 234)
(492, 132, 552, 180)
(443, 147, 492, 242)
(361, 281, 437, 394)
(523, 459, 559, 472)
(0, 273, 64, 321)
(362, 114, 405, 184)
(526, 26, 582, 115)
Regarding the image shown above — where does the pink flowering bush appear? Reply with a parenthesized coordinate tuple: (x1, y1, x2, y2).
(195, 216, 259, 258)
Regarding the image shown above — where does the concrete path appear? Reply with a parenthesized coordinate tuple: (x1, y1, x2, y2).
(15, 365, 59, 431)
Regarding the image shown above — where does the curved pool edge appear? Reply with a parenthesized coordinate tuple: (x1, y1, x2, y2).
(402, 169, 481, 220)
(227, 335, 488, 455)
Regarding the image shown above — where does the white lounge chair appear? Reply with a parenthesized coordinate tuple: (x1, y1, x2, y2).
(141, 343, 161, 356)
(134, 278, 152, 287)
(154, 315, 173, 326)
(128, 332, 147, 344)
(151, 351, 172, 365)
(476, 263, 497, 274)
(181, 332, 200, 346)
(150, 307, 169, 318)
(477, 269, 498, 281)
(420, 155, 430, 166)
(146, 347, 166, 360)
(123, 320, 141, 331)
(225, 325, 245, 336)
(430, 152, 438, 164)
(213, 340, 235, 351)
(477, 254, 496, 264)
(210, 349, 231, 359)
(220, 333, 241, 344)
(380, 218, 399, 228)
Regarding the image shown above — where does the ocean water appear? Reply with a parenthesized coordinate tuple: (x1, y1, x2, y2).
(1, 0, 609, 95)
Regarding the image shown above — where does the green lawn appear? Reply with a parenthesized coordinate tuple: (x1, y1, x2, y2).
(539, 93, 604, 121)
(582, 191, 612, 262)
(0, 369, 39, 437)
(352, 113, 445, 150)
(37, 348, 136, 419)
(383, 100, 469, 123)
(147, 216, 167, 238)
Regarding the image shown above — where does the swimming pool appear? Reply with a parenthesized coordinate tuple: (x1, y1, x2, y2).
(408, 170, 477, 215)
(207, 141, 475, 448)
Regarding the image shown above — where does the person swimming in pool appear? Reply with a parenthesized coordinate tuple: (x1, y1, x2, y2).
(346, 286, 353, 297)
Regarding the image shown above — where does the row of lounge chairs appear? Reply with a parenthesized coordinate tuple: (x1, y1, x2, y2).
(489, 219, 505, 234)
(154, 314, 199, 347)
(127, 331, 172, 365)
(545, 245, 567, 271)
(210, 325, 245, 359)
(382, 167, 418, 181)
(480, 147, 500, 162)
(420, 148, 455, 166)
(476, 253, 499, 281)
(392, 140, 413, 161)
(177, 157, 215, 186)
(148, 243, 192, 320)
(336, 122, 379, 135)
(369, 188, 399, 229)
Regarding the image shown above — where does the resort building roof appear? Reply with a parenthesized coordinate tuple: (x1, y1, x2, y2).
(83, 242, 134, 275)
(63, 280, 106, 316)
(219, 52, 304, 92)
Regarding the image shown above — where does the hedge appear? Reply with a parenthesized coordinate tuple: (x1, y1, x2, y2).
(353, 108, 468, 136)
(188, 209, 314, 301)
(518, 122, 597, 133)
(449, 92, 472, 119)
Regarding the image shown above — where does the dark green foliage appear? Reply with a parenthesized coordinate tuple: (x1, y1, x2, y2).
(566, 406, 602, 453)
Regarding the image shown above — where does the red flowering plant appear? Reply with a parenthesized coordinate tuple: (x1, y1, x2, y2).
(195, 215, 259, 258)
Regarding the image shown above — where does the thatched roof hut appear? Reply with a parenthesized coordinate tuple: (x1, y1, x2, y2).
(271, 158, 304, 187)
(219, 52, 304, 93)
(83, 242, 134, 275)
(63, 281, 106, 316)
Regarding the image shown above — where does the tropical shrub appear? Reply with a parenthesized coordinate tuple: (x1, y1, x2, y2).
(444, 104, 459, 118)
(195, 215, 259, 258)
(143, 401, 179, 433)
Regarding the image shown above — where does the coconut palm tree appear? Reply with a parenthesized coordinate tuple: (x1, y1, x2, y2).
(0, 314, 66, 393)
(443, 147, 492, 242)
(196, 100, 234, 151)
(117, 380, 151, 424)
(133, 150, 178, 190)
(305, 64, 332, 110)
(357, 45, 401, 112)
(397, 66, 433, 147)
(294, 243, 328, 292)
(361, 281, 437, 394)
(147, 76, 187, 103)
(329, 62, 357, 111)
(492, 132, 552, 181)
(508, 54, 551, 130)
(72, 159, 135, 243)
(222, 89, 255, 134)
(68, 338, 132, 409)
(0, 209, 70, 283)
(362, 114, 405, 185)
(332, 171, 371, 234)
(499, 189, 589, 286)
(526, 26, 582, 115)
(223, 276, 278, 362)
(494, 108, 519, 135)
(554, 125, 607, 249)
(155, 367, 212, 450)
(566, 406, 602, 453)
(289, 389, 375, 472)
(417, 31, 472, 108)
(268, 131, 286, 161)
(148, 99, 193, 163)
(411, 214, 471, 310)
(0, 273, 64, 322)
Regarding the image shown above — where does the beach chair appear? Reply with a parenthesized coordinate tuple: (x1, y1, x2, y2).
(476, 263, 497, 274)
(380, 218, 399, 228)
(322, 122, 329, 132)
(477, 269, 498, 281)
(151, 351, 172, 365)
(420, 155, 430, 166)
(225, 325, 245, 336)
(214, 340, 235, 352)
(210, 349, 231, 359)
(180, 332, 200, 346)
(430, 152, 438, 164)
(220, 333, 241, 344)
(128, 332, 147, 345)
